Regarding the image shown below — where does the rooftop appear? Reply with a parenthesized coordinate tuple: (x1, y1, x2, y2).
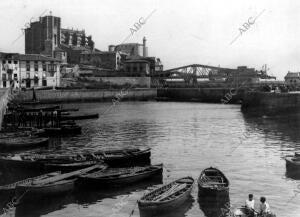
(0, 52, 60, 62)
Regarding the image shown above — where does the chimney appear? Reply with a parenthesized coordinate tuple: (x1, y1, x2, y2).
(143, 36, 148, 57)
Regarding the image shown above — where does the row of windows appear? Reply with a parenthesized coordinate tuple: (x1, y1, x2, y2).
(1, 73, 18, 80)
(26, 64, 56, 72)
(2, 60, 18, 64)
(289, 80, 299, 83)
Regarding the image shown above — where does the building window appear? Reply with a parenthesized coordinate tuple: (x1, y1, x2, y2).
(48, 64, 56, 75)
(34, 63, 38, 71)
(3, 81, 6, 87)
(26, 72, 30, 79)
(2, 60, 5, 64)
(133, 66, 137, 72)
(8, 60, 11, 64)
(14, 74, 17, 80)
(34, 75, 39, 85)
(43, 63, 46, 71)
(42, 79, 47, 86)
(26, 62, 30, 71)
(54, 34, 57, 45)
(14, 61, 18, 64)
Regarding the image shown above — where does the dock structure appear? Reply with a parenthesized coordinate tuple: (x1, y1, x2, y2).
(0, 88, 13, 130)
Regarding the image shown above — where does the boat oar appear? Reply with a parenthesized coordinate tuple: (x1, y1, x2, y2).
(32, 164, 103, 185)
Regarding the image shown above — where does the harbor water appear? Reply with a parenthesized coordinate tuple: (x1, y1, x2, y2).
(1, 101, 300, 217)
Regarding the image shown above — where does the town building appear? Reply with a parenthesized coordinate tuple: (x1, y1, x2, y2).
(284, 71, 300, 86)
(227, 66, 260, 84)
(0, 52, 61, 89)
(110, 37, 148, 57)
(25, 13, 94, 64)
(124, 59, 150, 77)
(25, 15, 61, 57)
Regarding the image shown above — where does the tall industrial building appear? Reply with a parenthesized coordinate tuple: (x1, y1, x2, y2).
(25, 15, 61, 57)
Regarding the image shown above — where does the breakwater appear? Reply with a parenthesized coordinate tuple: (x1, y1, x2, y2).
(157, 88, 246, 103)
(242, 91, 300, 114)
(12, 88, 157, 104)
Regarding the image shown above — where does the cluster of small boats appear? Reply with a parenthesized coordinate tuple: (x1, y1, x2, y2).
(1, 103, 100, 151)
(0, 146, 280, 217)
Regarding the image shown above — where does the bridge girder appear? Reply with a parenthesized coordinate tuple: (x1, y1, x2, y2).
(153, 64, 235, 79)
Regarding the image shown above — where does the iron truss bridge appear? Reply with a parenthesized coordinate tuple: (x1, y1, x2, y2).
(151, 64, 275, 87)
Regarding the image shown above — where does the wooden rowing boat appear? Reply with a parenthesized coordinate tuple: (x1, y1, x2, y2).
(27, 147, 151, 167)
(0, 172, 60, 194)
(198, 167, 229, 196)
(285, 153, 300, 170)
(15, 105, 60, 112)
(285, 157, 300, 169)
(138, 176, 194, 213)
(96, 147, 151, 166)
(0, 154, 97, 172)
(0, 172, 60, 208)
(77, 164, 163, 187)
(0, 136, 49, 150)
(43, 125, 82, 136)
(16, 164, 105, 199)
(61, 113, 99, 121)
(44, 160, 99, 172)
(0, 147, 150, 172)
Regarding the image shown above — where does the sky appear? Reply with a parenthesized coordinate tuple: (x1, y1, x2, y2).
(0, 0, 299, 80)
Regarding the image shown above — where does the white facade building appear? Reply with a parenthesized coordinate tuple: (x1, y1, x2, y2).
(0, 53, 61, 89)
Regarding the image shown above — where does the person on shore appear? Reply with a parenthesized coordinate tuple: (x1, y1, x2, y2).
(245, 194, 255, 217)
(259, 196, 271, 216)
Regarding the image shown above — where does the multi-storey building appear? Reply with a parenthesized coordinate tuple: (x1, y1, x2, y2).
(25, 14, 94, 64)
(285, 71, 300, 86)
(0, 52, 61, 89)
(25, 15, 61, 57)
(110, 37, 148, 57)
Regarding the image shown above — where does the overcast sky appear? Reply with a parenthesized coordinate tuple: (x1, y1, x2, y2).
(0, 0, 299, 79)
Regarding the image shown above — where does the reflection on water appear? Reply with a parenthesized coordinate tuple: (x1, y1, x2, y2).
(198, 194, 230, 217)
(1, 102, 300, 217)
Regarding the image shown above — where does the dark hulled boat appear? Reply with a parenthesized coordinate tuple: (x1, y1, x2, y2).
(0, 172, 60, 210)
(61, 113, 99, 121)
(0, 136, 49, 150)
(0, 147, 151, 172)
(77, 164, 163, 187)
(198, 167, 229, 196)
(285, 153, 300, 170)
(138, 176, 194, 214)
(16, 165, 105, 200)
(97, 147, 151, 166)
(43, 125, 82, 136)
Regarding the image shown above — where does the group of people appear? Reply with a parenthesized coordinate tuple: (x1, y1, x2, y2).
(245, 194, 272, 217)
(3, 109, 61, 129)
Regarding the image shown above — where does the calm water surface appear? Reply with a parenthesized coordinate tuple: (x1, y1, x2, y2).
(1, 102, 300, 217)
